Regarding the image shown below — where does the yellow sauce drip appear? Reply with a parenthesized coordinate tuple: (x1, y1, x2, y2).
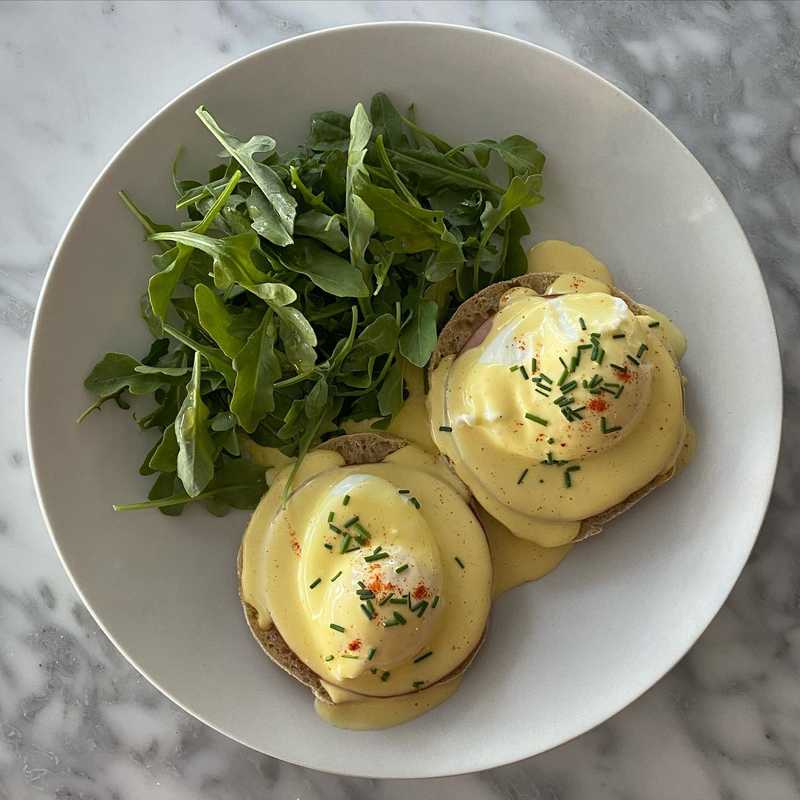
(528, 240, 613, 284)
(315, 677, 462, 730)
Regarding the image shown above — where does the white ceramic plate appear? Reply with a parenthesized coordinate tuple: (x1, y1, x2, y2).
(26, 23, 781, 778)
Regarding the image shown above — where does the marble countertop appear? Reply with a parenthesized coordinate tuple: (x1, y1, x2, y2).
(2, 1, 798, 797)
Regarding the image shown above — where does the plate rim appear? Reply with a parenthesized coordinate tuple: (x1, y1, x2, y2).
(25, 21, 783, 779)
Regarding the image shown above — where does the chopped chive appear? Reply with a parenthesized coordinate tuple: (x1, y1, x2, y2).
(329, 623, 345, 633)
(343, 545, 360, 554)
(340, 533, 352, 553)
(325, 655, 334, 662)
(309, 577, 322, 589)
(520, 365, 529, 380)
(357, 589, 375, 599)
(343, 515, 359, 528)
(648, 321, 660, 328)
(603, 381, 621, 389)
(413, 681, 425, 689)
(341, 653, 359, 659)
(414, 601, 429, 618)
(610, 363, 628, 372)
(554, 395, 574, 407)
(538, 373, 553, 384)
(590, 374, 603, 388)
(389, 597, 407, 604)
(360, 603, 374, 620)
(517, 468, 529, 485)
(432, 595, 440, 608)
(626, 355, 640, 366)
(454, 556, 465, 569)
(599, 386, 616, 396)
(328, 511, 335, 523)
(324, 543, 333, 551)
(637, 343, 648, 359)
(577, 344, 593, 351)
(365, 599, 375, 615)
(557, 367, 569, 386)
(398, 489, 410, 495)
(343, 494, 350, 506)
(393, 611, 407, 625)
(358, 581, 365, 588)
(381, 671, 391, 682)
(564, 464, 581, 488)
(329, 523, 343, 534)
(352, 521, 371, 542)
(379, 593, 393, 606)
(414, 650, 433, 663)
(410, 497, 421, 509)
(330, 571, 342, 582)
(509, 365, 519, 372)
(395, 564, 409, 573)
(367, 647, 377, 661)
(579, 317, 587, 330)
(612, 332, 626, 339)
(596, 348, 605, 365)
(535, 388, 550, 397)
(531, 357, 537, 374)
(364, 551, 389, 563)
(560, 380, 578, 394)
(615, 385, 625, 398)
(601, 417, 622, 434)
(561, 407, 574, 422)
(570, 356, 579, 372)
(438, 425, 453, 432)
(525, 412, 549, 426)
(559, 356, 569, 371)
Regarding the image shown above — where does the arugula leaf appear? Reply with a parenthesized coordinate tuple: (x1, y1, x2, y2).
(461, 135, 545, 176)
(149, 424, 179, 472)
(276, 306, 317, 373)
(294, 210, 348, 252)
(231, 313, 281, 433)
(281, 238, 369, 298)
(370, 92, 408, 149)
(344, 314, 399, 370)
(84, 353, 176, 397)
(377, 358, 405, 416)
(346, 103, 375, 280)
(479, 174, 543, 247)
(289, 165, 333, 213)
(502, 209, 531, 279)
(309, 111, 351, 151)
(161, 323, 236, 390)
(195, 106, 296, 245)
(174, 352, 216, 497)
(356, 182, 445, 253)
(194, 283, 248, 359)
(399, 299, 438, 367)
(387, 147, 502, 194)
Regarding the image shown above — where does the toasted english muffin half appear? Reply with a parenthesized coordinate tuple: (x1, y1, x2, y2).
(237, 432, 488, 704)
(428, 272, 682, 543)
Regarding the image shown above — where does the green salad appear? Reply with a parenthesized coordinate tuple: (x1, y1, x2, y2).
(80, 92, 545, 514)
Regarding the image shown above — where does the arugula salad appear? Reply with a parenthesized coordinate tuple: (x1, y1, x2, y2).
(80, 92, 546, 514)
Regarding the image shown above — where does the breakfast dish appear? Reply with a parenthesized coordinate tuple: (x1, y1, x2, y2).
(77, 93, 693, 730)
(239, 432, 492, 729)
(429, 241, 691, 547)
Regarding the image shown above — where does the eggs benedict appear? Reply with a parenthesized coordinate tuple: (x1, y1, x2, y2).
(429, 249, 689, 548)
(238, 433, 492, 729)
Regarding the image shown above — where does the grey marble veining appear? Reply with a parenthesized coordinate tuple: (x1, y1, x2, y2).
(1, 1, 798, 798)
